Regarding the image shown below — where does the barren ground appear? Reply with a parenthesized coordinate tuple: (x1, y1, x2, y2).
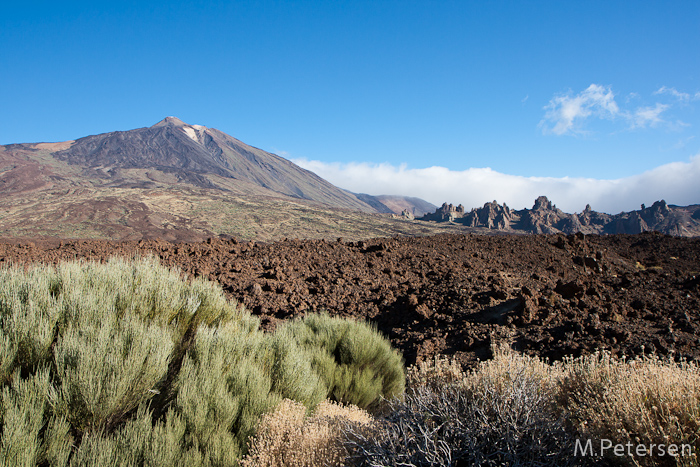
(1, 232, 698, 368)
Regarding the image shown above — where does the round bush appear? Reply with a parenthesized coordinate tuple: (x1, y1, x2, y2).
(277, 312, 405, 410)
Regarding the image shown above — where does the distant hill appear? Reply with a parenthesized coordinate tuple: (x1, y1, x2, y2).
(373, 195, 437, 217)
(3, 118, 695, 241)
(354, 194, 437, 216)
(420, 196, 700, 237)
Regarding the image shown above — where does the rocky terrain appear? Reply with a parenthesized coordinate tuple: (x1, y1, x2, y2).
(421, 196, 700, 236)
(2, 232, 698, 368)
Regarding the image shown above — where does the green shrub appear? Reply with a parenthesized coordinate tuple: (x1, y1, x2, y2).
(68, 406, 196, 467)
(0, 258, 407, 466)
(278, 312, 405, 410)
(51, 257, 250, 340)
(53, 310, 174, 434)
(0, 368, 72, 467)
(0, 265, 64, 381)
(0, 257, 258, 465)
(267, 331, 328, 407)
(171, 321, 327, 460)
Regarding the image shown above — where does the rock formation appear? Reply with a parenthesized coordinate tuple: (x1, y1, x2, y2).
(419, 197, 700, 237)
(420, 202, 465, 222)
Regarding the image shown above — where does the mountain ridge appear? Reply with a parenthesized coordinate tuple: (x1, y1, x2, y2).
(2, 118, 697, 240)
(420, 196, 700, 237)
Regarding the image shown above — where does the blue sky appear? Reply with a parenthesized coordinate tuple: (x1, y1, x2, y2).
(2, 1, 699, 213)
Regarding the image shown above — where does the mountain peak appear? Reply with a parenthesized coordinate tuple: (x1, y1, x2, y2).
(43, 118, 378, 213)
(152, 116, 189, 128)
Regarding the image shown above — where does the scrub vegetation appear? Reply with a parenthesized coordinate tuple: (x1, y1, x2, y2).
(340, 348, 699, 467)
(0, 257, 403, 466)
(1, 257, 698, 466)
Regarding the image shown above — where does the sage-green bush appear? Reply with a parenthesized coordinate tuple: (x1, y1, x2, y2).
(278, 312, 405, 410)
(0, 265, 65, 382)
(0, 368, 72, 467)
(171, 321, 326, 460)
(53, 310, 174, 434)
(0, 257, 398, 466)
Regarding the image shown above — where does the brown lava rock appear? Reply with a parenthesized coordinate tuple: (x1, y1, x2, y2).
(1, 231, 699, 369)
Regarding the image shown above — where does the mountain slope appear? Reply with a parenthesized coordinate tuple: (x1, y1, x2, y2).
(44, 116, 376, 212)
(0, 118, 448, 241)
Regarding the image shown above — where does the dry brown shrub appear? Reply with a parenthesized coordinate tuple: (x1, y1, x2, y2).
(346, 346, 700, 466)
(345, 345, 578, 467)
(406, 354, 467, 391)
(559, 350, 700, 466)
(240, 398, 373, 467)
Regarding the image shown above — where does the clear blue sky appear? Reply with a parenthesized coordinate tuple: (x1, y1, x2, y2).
(2, 1, 699, 211)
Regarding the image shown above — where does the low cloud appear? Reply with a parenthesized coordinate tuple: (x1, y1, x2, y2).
(293, 155, 700, 214)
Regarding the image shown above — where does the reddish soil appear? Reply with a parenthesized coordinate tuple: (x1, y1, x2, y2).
(1, 232, 698, 368)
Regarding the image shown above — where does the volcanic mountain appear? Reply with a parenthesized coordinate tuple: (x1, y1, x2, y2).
(0, 118, 449, 241)
(30, 116, 372, 211)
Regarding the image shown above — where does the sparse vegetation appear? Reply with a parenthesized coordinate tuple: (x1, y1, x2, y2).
(1, 257, 698, 466)
(0, 186, 467, 242)
(0, 257, 401, 466)
(344, 347, 700, 467)
(345, 347, 577, 466)
(558, 350, 700, 466)
(240, 398, 373, 467)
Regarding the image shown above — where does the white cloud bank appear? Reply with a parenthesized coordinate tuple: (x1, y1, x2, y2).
(293, 155, 700, 214)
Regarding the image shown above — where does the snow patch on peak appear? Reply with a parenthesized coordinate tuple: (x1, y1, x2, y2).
(182, 126, 199, 142)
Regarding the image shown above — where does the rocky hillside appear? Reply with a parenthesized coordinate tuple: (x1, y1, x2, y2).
(2, 232, 699, 368)
(354, 193, 437, 216)
(420, 196, 700, 237)
(43, 116, 377, 212)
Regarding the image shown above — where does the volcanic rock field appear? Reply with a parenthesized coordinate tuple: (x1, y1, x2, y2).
(2, 231, 698, 368)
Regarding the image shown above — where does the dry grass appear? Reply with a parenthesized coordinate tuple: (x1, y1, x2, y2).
(406, 354, 467, 391)
(0, 186, 470, 242)
(345, 346, 699, 466)
(559, 350, 700, 466)
(240, 398, 373, 467)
